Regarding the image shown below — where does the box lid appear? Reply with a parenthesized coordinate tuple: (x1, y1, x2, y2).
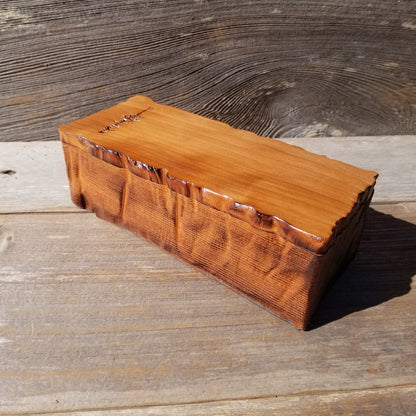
(60, 95, 377, 254)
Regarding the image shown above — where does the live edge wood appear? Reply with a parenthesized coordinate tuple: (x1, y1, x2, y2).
(59, 96, 377, 329)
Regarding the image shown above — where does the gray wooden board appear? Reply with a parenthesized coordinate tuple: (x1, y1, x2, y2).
(0, 202, 415, 413)
(1, 136, 415, 214)
(0, 141, 73, 213)
(1, 0, 415, 143)
(21, 386, 416, 416)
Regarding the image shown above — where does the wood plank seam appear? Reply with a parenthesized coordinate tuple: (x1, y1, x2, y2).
(1, 384, 413, 415)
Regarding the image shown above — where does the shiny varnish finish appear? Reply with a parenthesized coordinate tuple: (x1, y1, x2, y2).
(59, 95, 377, 329)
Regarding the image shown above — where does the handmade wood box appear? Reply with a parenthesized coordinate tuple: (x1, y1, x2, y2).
(59, 95, 377, 329)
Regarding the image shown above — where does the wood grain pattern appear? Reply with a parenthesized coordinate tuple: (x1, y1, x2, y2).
(0, 202, 415, 413)
(60, 95, 378, 242)
(1, 0, 415, 143)
(59, 96, 377, 328)
(281, 136, 416, 204)
(22, 386, 416, 416)
(1, 137, 414, 214)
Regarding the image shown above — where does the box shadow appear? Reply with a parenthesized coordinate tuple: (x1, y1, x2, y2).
(309, 207, 416, 330)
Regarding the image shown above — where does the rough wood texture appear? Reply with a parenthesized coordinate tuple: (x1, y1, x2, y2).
(17, 386, 416, 416)
(0, 140, 415, 414)
(59, 96, 377, 329)
(1, 0, 415, 143)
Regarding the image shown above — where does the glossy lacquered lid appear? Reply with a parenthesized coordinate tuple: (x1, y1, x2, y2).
(60, 95, 378, 254)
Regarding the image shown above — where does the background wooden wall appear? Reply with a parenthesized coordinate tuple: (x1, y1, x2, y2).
(1, 0, 415, 142)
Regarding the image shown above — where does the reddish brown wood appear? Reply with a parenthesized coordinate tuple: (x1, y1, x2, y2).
(59, 95, 377, 329)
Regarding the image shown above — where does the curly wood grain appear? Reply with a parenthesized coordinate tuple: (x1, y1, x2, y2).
(1, 0, 415, 142)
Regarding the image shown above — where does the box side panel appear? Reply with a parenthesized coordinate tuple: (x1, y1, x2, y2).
(62, 141, 319, 329)
(305, 188, 374, 325)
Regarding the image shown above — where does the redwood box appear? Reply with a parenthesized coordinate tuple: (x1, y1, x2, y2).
(59, 95, 377, 329)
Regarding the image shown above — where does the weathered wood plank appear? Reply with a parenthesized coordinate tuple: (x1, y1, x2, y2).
(0, 202, 415, 413)
(1, 136, 415, 214)
(0, 141, 74, 213)
(1, 0, 415, 142)
(22, 385, 416, 416)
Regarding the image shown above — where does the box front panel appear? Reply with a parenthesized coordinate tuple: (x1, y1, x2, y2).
(62, 141, 319, 329)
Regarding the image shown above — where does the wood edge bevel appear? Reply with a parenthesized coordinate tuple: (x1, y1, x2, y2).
(60, 130, 330, 254)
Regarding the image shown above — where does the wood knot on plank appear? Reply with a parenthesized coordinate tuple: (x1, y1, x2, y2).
(1, 169, 16, 175)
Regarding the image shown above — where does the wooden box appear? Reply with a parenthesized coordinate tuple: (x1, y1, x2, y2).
(59, 95, 377, 329)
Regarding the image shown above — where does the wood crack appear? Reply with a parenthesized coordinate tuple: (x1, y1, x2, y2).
(3, 383, 415, 415)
